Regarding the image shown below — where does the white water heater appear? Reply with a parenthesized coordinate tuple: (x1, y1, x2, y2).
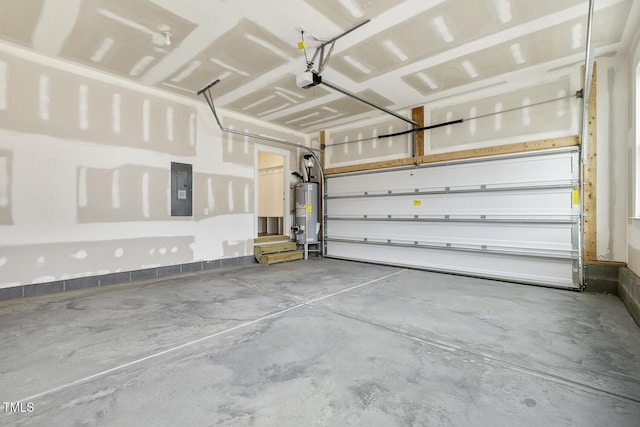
(294, 182, 319, 244)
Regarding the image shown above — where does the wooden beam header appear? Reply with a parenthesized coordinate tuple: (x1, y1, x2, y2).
(325, 135, 580, 176)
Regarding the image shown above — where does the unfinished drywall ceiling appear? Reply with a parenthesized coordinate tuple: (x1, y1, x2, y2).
(60, 0, 197, 80)
(0, 0, 44, 47)
(0, 0, 635, 133)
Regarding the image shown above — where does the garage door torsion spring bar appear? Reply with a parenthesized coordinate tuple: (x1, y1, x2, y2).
(327, 93, 580, 147)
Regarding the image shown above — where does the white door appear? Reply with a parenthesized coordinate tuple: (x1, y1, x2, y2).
(255, 147, 290, 237)
(325, 148, 581, 289)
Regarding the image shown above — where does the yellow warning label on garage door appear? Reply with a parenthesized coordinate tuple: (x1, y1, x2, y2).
(572, 188, 579, 205)
(413, 200, 421, 207)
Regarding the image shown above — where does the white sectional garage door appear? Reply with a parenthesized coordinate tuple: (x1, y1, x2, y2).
(325, 148, 581, 289)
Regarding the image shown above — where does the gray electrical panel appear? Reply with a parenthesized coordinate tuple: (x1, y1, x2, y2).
(171, 162, 192, 216)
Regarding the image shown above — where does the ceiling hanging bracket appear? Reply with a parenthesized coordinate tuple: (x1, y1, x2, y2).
(296, 19, 417, 127)
(301, 20, 369, 74)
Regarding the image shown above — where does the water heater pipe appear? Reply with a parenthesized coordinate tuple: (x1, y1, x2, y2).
(302, 151, 325, 258)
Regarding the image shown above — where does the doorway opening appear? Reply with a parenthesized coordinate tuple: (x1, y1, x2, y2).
(255, 147, 290, 238)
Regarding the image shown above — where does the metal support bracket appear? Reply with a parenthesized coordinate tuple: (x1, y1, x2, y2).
(197, 80, 321, 153)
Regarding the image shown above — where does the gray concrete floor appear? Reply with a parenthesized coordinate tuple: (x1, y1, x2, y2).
(1, 259, 639, 426)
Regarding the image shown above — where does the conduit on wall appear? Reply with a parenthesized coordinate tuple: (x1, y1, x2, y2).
(578, 0, 595, 286)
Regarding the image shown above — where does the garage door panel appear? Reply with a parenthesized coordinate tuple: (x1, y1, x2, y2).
(327, 241, 577, 289)
(326, 151, 577, 197)
(326, 221, 575, 252)
(325, 148, 581, 289)
(328, 189, 575, 217)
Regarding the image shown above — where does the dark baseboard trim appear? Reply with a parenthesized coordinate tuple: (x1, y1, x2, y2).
(584, 263, 620, 295)
(619, 267, 640, 327)
(0, 256, 257, 301)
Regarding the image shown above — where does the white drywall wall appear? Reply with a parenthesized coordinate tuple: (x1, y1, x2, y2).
(627, 30, 640, 276)
(0, 42, 309, 288)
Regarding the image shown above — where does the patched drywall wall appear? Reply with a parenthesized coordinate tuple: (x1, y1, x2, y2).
(595, 56, 628, 263)
(428, 78, 579, 151)
(1, 237, 194, 286)
(78, 165, 171, 223)
(627, 31, 640, 277)
(325, 65, 582, 170)
(0, 43, 310, 288)
(325, 116, 412, 167)
(0, 148, 11, 225)
(193, 173, 254, 220)
(223, 116, 306, 168)
(0, 53, 197, 155)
